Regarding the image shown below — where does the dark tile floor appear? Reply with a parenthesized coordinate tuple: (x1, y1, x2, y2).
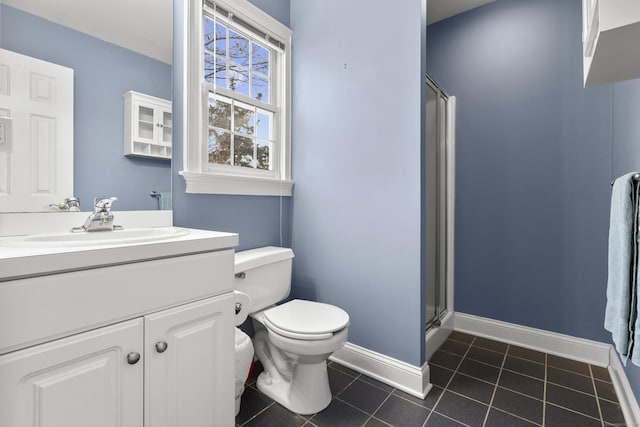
(236, 331, 626, 426)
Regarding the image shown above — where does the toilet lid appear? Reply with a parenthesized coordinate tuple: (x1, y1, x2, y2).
(263, 299, 349, 340)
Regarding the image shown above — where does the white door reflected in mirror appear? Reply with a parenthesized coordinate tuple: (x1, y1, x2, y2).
(0, 48, 74, 213)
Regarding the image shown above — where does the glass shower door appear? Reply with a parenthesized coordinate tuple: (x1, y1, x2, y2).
(425, 77, 449, 331)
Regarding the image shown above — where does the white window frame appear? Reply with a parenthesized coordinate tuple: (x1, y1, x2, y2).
(180, 0, 293, 196)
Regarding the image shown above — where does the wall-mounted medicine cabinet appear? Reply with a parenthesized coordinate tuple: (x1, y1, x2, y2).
(123, 91, 172, 160)
(583, 0, 640, 86)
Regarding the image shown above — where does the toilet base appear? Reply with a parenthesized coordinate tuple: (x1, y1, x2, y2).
(256, 360, 331, 415)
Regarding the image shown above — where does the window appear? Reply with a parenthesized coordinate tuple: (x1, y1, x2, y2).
(181, 0, 293, 196)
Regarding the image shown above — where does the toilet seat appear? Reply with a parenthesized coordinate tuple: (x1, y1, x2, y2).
(263, 299, 350, 341)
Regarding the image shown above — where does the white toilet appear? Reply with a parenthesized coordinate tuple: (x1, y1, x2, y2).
(234, 246, 349, 415)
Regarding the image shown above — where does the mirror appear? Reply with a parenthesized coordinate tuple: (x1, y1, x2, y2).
(0, 0, 173, 212)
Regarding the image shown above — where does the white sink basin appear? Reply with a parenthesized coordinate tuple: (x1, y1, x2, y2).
(3, 227, 191, 248)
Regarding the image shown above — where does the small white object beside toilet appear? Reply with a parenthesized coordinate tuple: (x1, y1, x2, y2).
(234, 328, 254, 416)
(234, 246, 350, 415)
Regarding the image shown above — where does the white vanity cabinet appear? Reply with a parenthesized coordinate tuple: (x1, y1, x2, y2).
(0, 294, 234, 427)
(0, 232, 239, 427)
(145, 296, 234, 427)
(0, 318, 145, 427)
(582, 0, 640, 86)
(123, 90, 172, 159)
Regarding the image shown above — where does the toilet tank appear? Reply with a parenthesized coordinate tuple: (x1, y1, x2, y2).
(234, 246, 294, 313)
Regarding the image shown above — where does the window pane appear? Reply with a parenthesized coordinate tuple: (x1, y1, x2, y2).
(204, 53, 216, 83)
(215, 21, 227, 55)
(252, 43, 269, 74)
(257, 140, 270, 170)
(228, 64, 249, 95)
(234, 135, 254, 168)
(215, 57, 228, 88)
(229, 30, 249, 67)
(208, 129, 231, 165)
(251, 74, 269, 103)
(234, 105, 254, 135)
(208, 95, 231, 129)
(256, 111, 271, 139)
(203, 16, 216, 53)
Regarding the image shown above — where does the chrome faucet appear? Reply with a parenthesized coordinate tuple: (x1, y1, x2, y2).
(71, 197, 123, 232)
(48, 197, 81, 211)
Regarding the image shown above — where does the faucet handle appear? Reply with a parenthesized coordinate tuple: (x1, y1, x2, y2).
(94, 197, 117, 212)
(64, 197, 81, 211)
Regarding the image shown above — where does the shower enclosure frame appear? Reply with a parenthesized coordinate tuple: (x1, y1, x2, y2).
(424, 75, 456, 361)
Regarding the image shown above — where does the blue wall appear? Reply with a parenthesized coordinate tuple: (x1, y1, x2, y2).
(172, 0, 292, 250)
(428, 0, 640, 401)
(1, 5, 172, 211)
(248, 0, 290, 27)
(289, 0, 427, 366)
(427, 0, 612, 343)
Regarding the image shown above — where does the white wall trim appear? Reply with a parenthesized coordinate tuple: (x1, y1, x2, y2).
(455, 312, 611, 366)
(455, 312, 640, 427)
(329, 342, 431, 399)
(182, 0, 293, 193)
(180, 171, 293, 196)
(608, 347, 640, 426)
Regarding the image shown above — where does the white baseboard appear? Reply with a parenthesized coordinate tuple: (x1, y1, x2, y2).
(455, 312, 640, 427)
(608, 347, 640, 426)
(454, 312, 610, 367)
(329, 342, 431, 399)
(425, 311, 454, 361)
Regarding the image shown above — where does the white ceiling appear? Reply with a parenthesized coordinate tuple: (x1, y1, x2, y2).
(427, 0, 496, 25)
(2, 0, 173, 64)
(2, 0, 493, 64)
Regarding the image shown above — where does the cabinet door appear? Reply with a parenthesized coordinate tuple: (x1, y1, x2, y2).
(156, 105, 172, 146)
(133, 100, 157, 143)
(0, 318, 144, 427)
(145, 294, 235, 427)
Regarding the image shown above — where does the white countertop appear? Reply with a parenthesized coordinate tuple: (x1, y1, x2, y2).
(0, 227, 239, 281)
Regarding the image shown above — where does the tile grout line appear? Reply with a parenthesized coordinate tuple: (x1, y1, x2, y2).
(542, 352, 547, 427)
(303, 419, 319, 427)
(239, 401, 275, 427)
(389, 388, 438, 411)
(307, 368, 361, 426)
(488, 406, 541, 426)
(589, 364, 606, 427)
(481, 343, 509, 427)
(546, 380, 607, 398)
(440, 341, 610, 426)
(332, 396, 383, 424)
(422, 340, 607, 425)
(428, 410, 473, 426)
(450, 337, 604, 379)
(438, 350, 558, 389)
(423, 336, 476, 427)
(359, 386, 395, 427)
(362, 395, 395, 427)
(545, 401, 608, 423)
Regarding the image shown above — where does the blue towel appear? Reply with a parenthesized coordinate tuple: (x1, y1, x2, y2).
(158, 192, 172, 210)
(605, 172, 640, 364)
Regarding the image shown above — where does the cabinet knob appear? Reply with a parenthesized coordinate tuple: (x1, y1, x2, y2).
(127, 352, 141, 365)
(156, 123, 164, 128)
(155, 341, 168, 353)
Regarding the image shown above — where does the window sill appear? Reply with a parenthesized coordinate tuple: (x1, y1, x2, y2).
(179, 171, 293, 196)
